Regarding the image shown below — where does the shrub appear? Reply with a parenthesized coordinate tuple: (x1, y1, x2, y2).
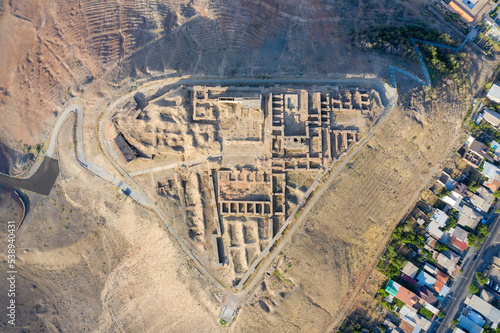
(476, 272, 489, 286)
(435, 242, 449, 252)
(378, 289, 389, 298)
(394, 298, 405, 310)
(469, 283, 480, 294)
(418, 307, 434, 319)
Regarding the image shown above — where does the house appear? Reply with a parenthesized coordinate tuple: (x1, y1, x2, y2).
(464, 295, 500, 329)
(402, 274, 418, 286)
(438, 171, 457, 191)
(485, 256, 500, 285)
(458, 308, 485, 333)
(490, 140, 500, 158)
(463, 139, 489, 168)
(470, 186, 495, 212)
(442, 193, 463, 210)
(482, 161, 500, 192)
(431, 208, 449, 228)
(482, 161, 500, 179)
(399, 305, 432, 332)
(396, 286, 420, 307)
(418, 287, 438, 305)
(425, 236, 437, 252)
(481, 289, 496, 303)
(486, 177, 500, 193)
(483, 108, 500, 127)
(446, 0, 496, 24)
(488, 83, 500, 104)
(423, 302, 440, 316)
(458, 205, 483, 230)
(113, 133, 136, 163)
(417, 271, 437, 288)
(402, 262, 420, 279)
(452, 182, 470, 199)
(385, 280, 402, 297)
(434, 270, 451, 297)
(449, 226, 469, 253)
(423, 263, 439, 276)
(426, 221, 444, 240)
(434, 251, 461, 278)
(399, 319, 419, 333)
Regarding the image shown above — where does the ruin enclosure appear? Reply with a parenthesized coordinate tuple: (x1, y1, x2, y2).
(111, 84, 383, 287)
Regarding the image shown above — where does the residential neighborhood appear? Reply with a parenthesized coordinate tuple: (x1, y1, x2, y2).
(374, 110, 500, 332)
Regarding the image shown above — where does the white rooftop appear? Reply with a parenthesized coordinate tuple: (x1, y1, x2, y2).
(417, 270, 437, 288)
(487, 84, 500, 104)
(465, 295, 500, 328)
(440, 284, 451, 297)
(402, 261, 419, 279)
(432, 209, 449, 227)
(483, 108, 500, 127)
(426, 221, 444, 240)
(482, 161, 500, 179)
(458, 205, 483, 230)
(442, 194, 462, 210)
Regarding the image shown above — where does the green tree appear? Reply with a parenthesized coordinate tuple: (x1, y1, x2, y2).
(476, 272, 489, 286)
(392, 256, 407, 270)
(378, 289, 389, 298)
(469, 283, 480, 294)
(435, 242, 449, 252)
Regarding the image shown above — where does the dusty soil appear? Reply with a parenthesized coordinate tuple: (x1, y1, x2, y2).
(232, 81, 473, 332)
(0, 115, 221, 332)
(1, 0, 437, 157)
(0, 0, 499, 332)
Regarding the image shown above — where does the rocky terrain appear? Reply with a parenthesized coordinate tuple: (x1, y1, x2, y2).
(0, 0, 497, 332)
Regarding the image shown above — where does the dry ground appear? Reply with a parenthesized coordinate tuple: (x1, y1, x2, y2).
(0, 0, 499, 332)
(233, 83, 469, 332)
(0, 114, 221, 332)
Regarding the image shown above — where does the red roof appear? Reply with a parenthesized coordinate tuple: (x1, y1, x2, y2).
(396, 286, 420, 307)
(450, 236, 467, 252)
(486, 179, 500, 192)
(434, 270, 449, 293)
(449, 1, 474, 23)
(434, 279, 446, 293)
(436, 270, 449, 283)
(399, 319, 417, 333)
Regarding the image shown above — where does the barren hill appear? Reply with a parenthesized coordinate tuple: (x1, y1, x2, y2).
(0, 0, 496, 332)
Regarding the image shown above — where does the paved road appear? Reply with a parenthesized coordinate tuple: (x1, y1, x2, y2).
(434, 214, 500, 333)
(0, 157, 59, 195)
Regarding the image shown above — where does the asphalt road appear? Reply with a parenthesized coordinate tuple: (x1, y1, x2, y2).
(434, 213, 500, 333)
(0, 156, 59, 195)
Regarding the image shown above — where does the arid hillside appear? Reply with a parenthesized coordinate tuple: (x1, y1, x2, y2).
(0, 0, 497, 332)
(0, 0, 437, 173)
